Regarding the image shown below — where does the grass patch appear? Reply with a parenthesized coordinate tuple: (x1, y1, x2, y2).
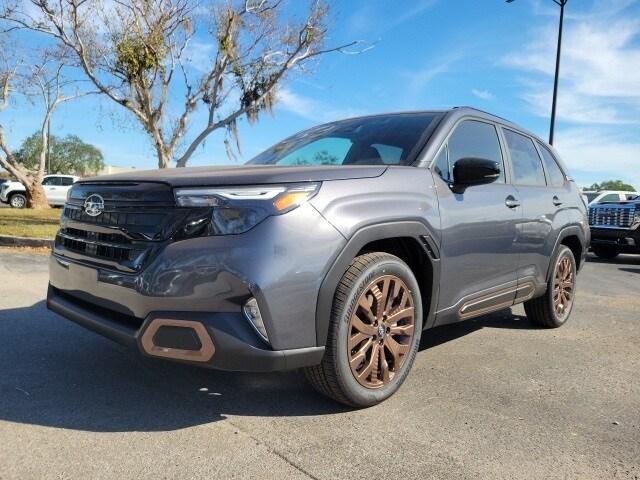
(0, 208, 61, 239)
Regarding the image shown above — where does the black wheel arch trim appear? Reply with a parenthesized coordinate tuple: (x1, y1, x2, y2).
(546, 224, 588, 281)
(315, 220, 440, 346)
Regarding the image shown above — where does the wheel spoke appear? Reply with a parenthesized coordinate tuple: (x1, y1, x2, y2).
(350, 338, 374, 368)
(389, 323, 414, 336)
(357, 343, 379, 381)
(351, 314, 377, 336)
(349, 331, 370, 350)
(357, 296, 376, 324)
(384, 335, 409, 364)
(380, 350, 390, 383)
(380, 277, 391, 315)
(386, 306, 414, 325)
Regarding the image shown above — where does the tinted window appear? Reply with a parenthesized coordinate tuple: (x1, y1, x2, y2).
(372, 143, 403, 164)
(276, 137, 352, 166)
(585, 193, 599, 203)
(504, 130, 546, 186)
(433, 145, 451, 182)
(59, 177, 74, 186)
(599, 194, 620, 203)
(248, 113, 438, 166)
(447, 120, 505, 183)
(624, 194, 637, 201)
(42, 177, 61, 186)
(537, 143, 565, 187)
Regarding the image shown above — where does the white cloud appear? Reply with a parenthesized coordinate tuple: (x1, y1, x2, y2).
(276, 88, 365, 123)
(504, 1, 640, 186)
(554, 127, 640, 190)
(502, 5, 640, 125)
(472, 89, 494, 101)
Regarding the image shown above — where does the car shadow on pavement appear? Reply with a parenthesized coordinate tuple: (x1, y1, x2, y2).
(0, 301, 352, 433)
(419, 309, 532, 351)
(0, 301, 534, 433)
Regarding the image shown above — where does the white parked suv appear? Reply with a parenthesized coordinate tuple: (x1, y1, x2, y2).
(583, 190, 639, 206)
(0, 175, 79, 208)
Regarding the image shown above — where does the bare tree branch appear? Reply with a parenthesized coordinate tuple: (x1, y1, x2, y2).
(0, 0, 371, 168)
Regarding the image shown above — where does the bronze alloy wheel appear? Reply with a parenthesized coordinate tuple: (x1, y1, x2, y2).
(348, 274, 416, 389)
(553, 255, 574, 320)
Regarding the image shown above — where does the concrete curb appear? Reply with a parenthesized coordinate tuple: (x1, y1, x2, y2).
(0, 234, 53, 248)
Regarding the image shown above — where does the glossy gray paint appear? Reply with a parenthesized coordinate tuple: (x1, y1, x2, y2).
(47, 107, 589, 371)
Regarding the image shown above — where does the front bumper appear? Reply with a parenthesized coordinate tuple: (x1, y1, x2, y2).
(47, 285, 324, 371)
(47, 203, 344, 371)
(590, 227, 640, 252)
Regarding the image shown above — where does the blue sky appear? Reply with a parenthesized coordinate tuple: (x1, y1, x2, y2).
(3, 0, 640, 189)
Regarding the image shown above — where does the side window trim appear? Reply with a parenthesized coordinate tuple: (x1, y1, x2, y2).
(499, 126, 548, 188)
(429, 116, 511, 184)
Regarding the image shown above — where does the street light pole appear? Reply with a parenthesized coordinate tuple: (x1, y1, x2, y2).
(507, 0, 567, 146)
(548, 0, 566, 146)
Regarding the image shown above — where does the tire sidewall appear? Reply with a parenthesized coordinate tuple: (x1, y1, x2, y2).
(333, 257, 423, 407)
(546, 245, 577, 327)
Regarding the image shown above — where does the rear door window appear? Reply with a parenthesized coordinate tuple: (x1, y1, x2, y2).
(59, 177, 74, 186)
(503, 129, 546, 187)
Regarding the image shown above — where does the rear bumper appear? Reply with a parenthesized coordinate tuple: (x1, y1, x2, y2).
(47, 285, 325, 371)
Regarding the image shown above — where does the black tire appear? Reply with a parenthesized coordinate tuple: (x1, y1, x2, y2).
(9, 193, 26, 209)
(592, 245, 620, 260)
(304, 252, 423, 407)
(524, 245, 576, 328)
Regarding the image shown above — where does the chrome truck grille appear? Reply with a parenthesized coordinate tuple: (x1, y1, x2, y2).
(588, 205, 636, 229)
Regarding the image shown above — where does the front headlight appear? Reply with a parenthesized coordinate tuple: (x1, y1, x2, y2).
(174, 182, 320, 236)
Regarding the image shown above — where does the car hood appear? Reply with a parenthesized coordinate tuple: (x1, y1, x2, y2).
(80, 165, 388, 187)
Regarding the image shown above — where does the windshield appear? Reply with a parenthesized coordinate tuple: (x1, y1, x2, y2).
(247, 113, 440, 167)
(585, 193, 599, 203)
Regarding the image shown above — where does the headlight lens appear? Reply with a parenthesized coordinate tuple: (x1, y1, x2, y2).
(174, 182, 320, 236)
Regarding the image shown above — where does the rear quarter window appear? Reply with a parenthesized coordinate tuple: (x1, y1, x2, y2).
(536, 142, 565, 187)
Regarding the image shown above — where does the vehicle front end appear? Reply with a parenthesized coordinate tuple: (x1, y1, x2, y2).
(47, 176, 350, 371)
(588, 200, 640, 254)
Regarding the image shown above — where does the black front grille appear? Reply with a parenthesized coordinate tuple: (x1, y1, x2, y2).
(63, 227, 131, 245)
(63, 206, 166, 228)
(54, 181, 188, 272)
(57, 233, 135, 262)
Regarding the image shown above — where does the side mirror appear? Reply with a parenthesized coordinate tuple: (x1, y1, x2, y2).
(452, 157, 501, 193)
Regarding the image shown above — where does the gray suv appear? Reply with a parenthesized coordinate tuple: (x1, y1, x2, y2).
(47, 107, 589, 407)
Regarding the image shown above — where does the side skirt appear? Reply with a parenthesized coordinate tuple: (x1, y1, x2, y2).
(433, 278, 540, 327)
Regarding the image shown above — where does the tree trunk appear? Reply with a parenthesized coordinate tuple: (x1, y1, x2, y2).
(26, 183, 49, 209)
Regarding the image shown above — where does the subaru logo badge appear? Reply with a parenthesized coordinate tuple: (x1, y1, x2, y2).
(84, 194, 105, 217)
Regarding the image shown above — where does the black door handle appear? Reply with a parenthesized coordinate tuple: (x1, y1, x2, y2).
(505, 195, 520, 209)
(553, 196, 563, 206)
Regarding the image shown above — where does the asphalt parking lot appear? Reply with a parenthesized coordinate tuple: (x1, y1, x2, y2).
(0, 249, 638, 480)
